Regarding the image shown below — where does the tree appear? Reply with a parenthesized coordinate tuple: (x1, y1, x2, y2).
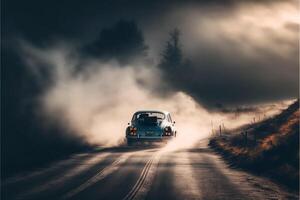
(84, 20, 148, 64)
(159, 28, 182, 69)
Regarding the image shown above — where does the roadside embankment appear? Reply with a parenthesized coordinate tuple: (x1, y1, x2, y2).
(209, 100, 299, 192)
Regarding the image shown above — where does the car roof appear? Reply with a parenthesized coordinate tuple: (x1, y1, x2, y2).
(134, 110, 170, 115)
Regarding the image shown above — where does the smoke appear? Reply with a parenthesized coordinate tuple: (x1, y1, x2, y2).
(21, 42, 293, 147)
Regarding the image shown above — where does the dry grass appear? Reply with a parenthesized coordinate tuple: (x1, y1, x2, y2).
(209, 100, 299, 192)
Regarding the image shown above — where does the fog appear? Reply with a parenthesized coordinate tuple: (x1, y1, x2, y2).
(21, 43, 292, 147)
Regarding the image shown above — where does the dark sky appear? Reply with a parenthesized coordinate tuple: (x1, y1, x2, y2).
(2, 0, 299, 109)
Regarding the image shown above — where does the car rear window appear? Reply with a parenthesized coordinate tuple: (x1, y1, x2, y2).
(132, 112, 165, 123)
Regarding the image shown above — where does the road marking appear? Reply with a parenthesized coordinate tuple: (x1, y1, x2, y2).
(123, 152, 161, 200)
(62, 153, 131, 199)
(17, 153, 110, 199)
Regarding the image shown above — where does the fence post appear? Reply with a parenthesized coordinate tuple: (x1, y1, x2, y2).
(245, 131, 248, 146)
(222, 123, 225, 133)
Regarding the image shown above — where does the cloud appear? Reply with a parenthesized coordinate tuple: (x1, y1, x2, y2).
(152, 0, 299, 110)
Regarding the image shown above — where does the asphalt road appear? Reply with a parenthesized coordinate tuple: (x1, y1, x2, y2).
(2, 139, 298, 200)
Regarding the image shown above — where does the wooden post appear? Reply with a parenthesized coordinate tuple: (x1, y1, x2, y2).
(245, 131, 248, 146)
(219, 125, 222, 136)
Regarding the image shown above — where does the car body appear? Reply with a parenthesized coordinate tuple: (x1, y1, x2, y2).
(126, 110, 176, 145)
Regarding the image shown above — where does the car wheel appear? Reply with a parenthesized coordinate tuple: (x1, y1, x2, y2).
(127, 140, 134, 146)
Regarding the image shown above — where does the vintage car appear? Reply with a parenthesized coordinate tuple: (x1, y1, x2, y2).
(126, 110, 176, 145)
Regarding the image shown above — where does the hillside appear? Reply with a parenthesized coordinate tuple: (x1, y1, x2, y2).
(209, 100, 299, 191)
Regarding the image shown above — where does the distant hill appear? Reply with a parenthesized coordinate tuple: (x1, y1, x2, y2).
(209, 100, 299, 191)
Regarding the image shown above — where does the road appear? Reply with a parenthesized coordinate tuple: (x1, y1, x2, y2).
(2, 139, 298, 200)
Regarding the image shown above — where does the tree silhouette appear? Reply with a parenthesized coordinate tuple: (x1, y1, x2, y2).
(159, 28, 182, 70)
(84, 20, 148, 64)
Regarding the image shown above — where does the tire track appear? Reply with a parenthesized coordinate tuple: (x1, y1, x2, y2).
(123, 152, 161, 200)
(62, 153, 132, 199)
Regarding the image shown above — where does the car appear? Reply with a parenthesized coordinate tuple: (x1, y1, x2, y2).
(125, 110, 176, 145)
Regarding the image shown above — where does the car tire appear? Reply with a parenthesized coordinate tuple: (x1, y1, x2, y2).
(127, 140, 134, 146)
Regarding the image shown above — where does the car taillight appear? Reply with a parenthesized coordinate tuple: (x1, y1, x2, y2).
(129, 127, 137, 136)
(163, 127, 172, 136)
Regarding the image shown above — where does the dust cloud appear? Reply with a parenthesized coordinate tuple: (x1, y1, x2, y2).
(22, 43, 292, 148)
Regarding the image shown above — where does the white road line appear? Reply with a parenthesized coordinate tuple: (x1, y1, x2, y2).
(17, 153, 110, 199)
(62, 153, 132, 199)
(123, 152, 161, 200)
